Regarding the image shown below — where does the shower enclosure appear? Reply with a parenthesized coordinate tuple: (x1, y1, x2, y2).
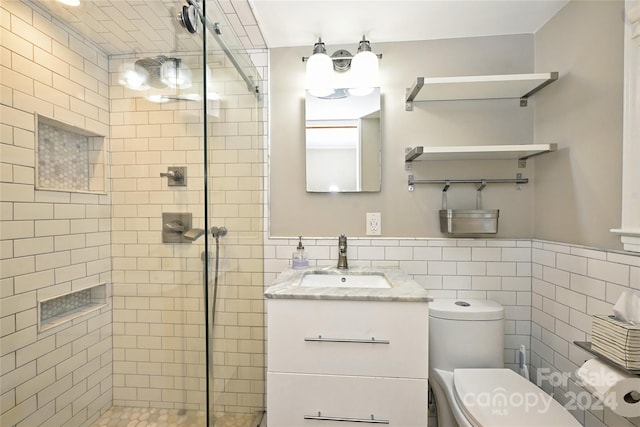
(0, 0, 265, 426)
(99, 0, 267, 424)
(108, 0, 267, 424)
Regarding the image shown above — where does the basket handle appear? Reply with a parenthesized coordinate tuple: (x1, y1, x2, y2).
(441, 181, 450, 209)
(476, 180, 486, 209)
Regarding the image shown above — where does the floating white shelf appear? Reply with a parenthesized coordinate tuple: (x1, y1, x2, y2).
(405, 72, 558, 110)
(405, 144, 557, 163)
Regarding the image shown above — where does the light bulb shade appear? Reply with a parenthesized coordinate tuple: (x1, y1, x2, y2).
(349, 50, 379, 96)
(306, 52, 334, 97)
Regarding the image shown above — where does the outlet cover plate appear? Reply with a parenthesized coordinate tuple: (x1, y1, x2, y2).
(366, 212, 381, 236)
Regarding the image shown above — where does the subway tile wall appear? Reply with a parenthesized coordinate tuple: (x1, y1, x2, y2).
(0, 1, 113, 426)
(264, 237, 534, 372)
(530, 240, 640, 427)
(4, 2, 640, 427)
(209, 48, 268, 416)
(264, 236, 640, 427)
(109, 47, 268, 414)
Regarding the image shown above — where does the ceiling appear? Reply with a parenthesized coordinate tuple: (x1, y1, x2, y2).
(249, 0, 569, 48)
(30, 0, 202, 55)
(29, 0, 266, 56)
(29, 0, 569, 56)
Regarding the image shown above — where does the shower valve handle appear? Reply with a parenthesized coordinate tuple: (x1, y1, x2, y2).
(160, 170, 182, 180)
(160, 167, 186, 186)
(165, 221, 185, 233)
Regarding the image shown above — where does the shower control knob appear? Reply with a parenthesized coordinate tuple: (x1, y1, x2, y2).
(165, 220, 185, 233)
(160, 170, 182, 180)
(160, 167, 186, 186)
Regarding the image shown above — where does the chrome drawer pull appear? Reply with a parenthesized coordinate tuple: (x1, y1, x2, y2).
(304, 412, 389, 424)
(304, 335, 390, 344)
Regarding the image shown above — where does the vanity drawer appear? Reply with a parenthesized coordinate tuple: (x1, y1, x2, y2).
(267, 372, 428, 427)
(267, 298, 428, 378)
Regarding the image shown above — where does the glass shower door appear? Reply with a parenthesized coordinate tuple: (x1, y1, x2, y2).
(202, 1, 266, 425)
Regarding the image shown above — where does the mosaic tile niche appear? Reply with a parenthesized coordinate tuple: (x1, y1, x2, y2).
(39, 283, 108, 332)
(36, 115, 106, 193)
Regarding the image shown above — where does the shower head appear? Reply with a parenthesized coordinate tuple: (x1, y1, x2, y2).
(131, 55, 195, 103)
(135, 55, 170, 88)
(183, 228, 206, 241)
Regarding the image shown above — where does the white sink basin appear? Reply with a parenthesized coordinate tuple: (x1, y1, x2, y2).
(299, 272, 392, 289)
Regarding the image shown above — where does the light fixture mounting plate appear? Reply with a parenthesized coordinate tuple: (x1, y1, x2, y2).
(331, 49, 352, 71)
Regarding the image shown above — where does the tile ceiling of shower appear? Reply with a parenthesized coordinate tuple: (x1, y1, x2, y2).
(29, 0, 265, 56)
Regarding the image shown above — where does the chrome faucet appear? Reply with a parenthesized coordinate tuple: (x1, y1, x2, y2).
(337, 234, 348, 269)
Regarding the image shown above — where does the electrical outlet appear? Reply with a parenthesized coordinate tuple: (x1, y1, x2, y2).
(366, 212, 381, 236)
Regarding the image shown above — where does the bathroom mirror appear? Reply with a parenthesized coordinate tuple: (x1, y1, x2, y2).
(305, 88, 381, 192)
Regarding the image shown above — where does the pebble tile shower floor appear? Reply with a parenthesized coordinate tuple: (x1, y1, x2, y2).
(91, 407, 257, 427)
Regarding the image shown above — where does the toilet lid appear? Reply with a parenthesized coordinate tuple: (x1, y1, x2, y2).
(453, 369, 581, 427)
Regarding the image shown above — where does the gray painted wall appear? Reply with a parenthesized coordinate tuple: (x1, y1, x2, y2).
(533, 0, 624, 251)
(270, 35, 536, 238)
(270, 1, 626, 252)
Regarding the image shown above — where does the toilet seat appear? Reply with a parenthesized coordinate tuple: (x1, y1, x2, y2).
(430, 369, 474, 427)
(453, 368, 581, 427)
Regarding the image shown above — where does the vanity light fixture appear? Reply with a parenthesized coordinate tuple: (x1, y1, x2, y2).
(303, 36, 381, 97)
(349, 37, 380, 96)
(305, 38, 334, 97)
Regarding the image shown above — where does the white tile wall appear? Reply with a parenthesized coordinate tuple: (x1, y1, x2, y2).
(5, 2, 640, 427)
(262, 237, 640, 427)
(264, 237, 533, 371)
(530, 240, 640, 427)
(108, 47, 267, 415)
(0, 2, 112, 427)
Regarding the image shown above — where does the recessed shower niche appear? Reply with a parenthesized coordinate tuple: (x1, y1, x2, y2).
(38, 283, 108, 332)
(36, 114, 106, 194)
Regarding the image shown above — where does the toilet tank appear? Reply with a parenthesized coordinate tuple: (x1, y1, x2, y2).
(429, 299, 504, 372)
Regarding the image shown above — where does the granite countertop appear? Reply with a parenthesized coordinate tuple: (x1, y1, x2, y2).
(264, 266, 433, 302)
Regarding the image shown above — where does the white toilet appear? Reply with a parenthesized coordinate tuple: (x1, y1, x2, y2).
(429, 299, 581, 427)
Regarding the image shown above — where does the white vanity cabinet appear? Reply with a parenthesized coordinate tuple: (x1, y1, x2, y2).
(266, 297, 429, 427)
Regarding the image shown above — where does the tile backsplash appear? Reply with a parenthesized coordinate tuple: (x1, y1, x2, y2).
(264, 236, 533, 371)
(264, 236, 640, 427)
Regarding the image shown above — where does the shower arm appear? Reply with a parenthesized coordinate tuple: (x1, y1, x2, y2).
(186, 0, 259, 95)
